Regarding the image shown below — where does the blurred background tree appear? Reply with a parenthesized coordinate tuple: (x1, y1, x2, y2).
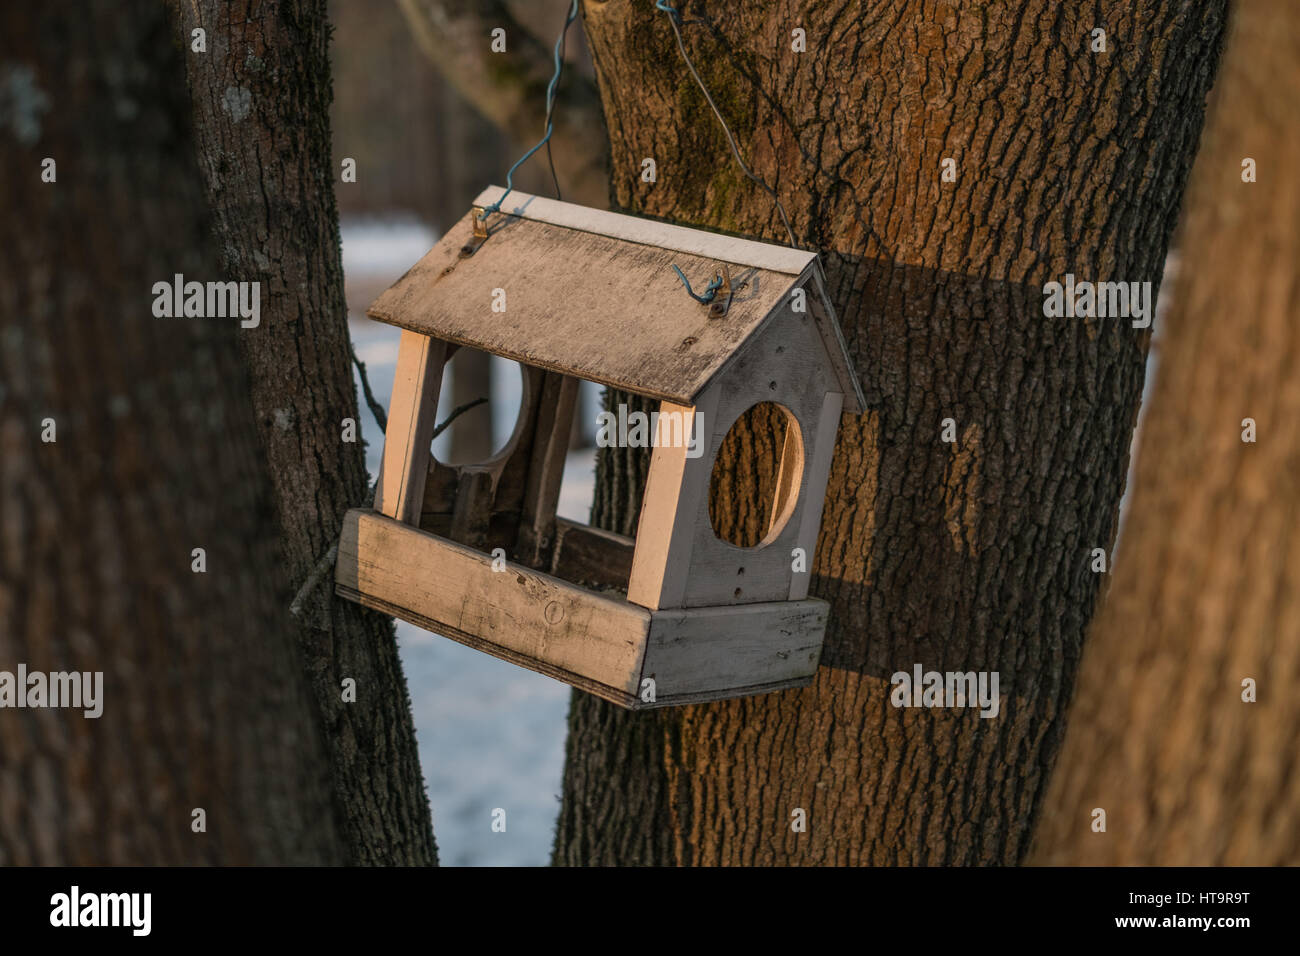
(0, 0, 342, 865)
(1032, 0, 1300, 866)
(169, 0, 437, 865)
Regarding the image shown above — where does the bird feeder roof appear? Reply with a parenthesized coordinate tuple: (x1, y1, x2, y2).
(366, 186, 863, 412)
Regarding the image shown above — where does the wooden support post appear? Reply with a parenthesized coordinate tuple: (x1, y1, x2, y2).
(449, 468, 495, 548)
(626, 390, 719, 610)
(516, 372, 579, 567)
(788, 391, 842, 600)
(375, 330, 446, 524)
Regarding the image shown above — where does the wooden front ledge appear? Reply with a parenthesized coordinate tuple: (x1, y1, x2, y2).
(334, 509, 827, 710)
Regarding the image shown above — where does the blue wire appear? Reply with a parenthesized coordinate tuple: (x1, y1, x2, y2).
(482, 0, 722, 311)
(671, 265, 723, 304)
(657, 0, 763, 308)
(660, 1, 711, 307)
(479, 0, 580, 221)
(654, 0, 682, 23)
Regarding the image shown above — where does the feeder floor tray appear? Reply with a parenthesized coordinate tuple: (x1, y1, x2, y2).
(335, 509, 827, 710)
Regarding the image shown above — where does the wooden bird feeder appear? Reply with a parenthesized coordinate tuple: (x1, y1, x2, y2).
(334, 186, 863, 709)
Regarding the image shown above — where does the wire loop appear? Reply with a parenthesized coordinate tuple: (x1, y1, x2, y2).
(479, 0, 580, 221)
(670, 264, 724, 304)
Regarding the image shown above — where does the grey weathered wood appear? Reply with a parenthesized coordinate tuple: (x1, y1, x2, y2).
(551, 517, 635, 590)
(629, 305, 842, 609)
(516, 372, 579, 567)
(639, 599, 827, 706)
(422, 360, 539, 534)
(805, 262, 866, 414)
(448, 468, 495, 549)
(365, 191, 862, 410)
(334, 510, 830, 710)
(480, 362, 542, 517)
(677, 305, 830, 607)
(375, 330, 445, 524)
(336, 509, 650, 704)
(789, 391, 843, 601)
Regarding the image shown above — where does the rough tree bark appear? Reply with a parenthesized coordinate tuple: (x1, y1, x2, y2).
(554, 0, 1227, 865)
(167, 0, 436, 864)
(396, 0, 609, 207)
(0, 1, 341, 863)
(1032, 0, 1300, 866)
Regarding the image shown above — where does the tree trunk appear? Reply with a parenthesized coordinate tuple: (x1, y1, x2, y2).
(1031, 0, 1300, 866)
(554, 0, 1227, 865)
(168, 0, 437, 865)
(0, 0, 341, 864)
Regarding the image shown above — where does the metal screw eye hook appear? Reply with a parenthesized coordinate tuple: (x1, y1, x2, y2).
(709, 264, 733, 318)
(460, 207, 490, 258)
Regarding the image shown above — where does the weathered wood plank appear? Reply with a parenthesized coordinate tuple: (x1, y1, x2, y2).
(551, 517, 635, 590)
(789, 391, 843, 601)
(472, 186, 816, 276)
(366, 209, 796, 407)
(467, 359, 540, 514)
(806, 261, 866, 414)
(335, 512, 829, 710)
(625, 392, 718, 609)
(448, 468, 494, 549)
(375, 331, 445, 524)
(516, 372, 579, 567)
(335, 510, 649, 702)
(640, 599, 827, 705)
(674, 304, 848, 607)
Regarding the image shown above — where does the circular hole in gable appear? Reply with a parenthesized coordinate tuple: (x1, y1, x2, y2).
(431, 347, 525, 466)
(707, 401, 803, 549)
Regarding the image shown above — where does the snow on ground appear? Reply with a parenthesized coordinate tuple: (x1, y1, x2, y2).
(343, 219, 597, 866)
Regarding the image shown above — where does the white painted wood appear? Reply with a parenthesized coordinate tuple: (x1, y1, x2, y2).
(375, 331, 445, 524)
(472, 186, 816, 275)
(335, 510, 650, 703)
(625, 390, 719, 610)
(789, 391, 843, 601)
(641, 599, 827, 705)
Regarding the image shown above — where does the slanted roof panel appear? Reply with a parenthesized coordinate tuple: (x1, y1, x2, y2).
(366, 192, 806, 406)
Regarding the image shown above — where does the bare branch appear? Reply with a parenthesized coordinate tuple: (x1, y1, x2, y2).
(396, 0, 609, 207)
(350, 339, 388, 433)
(432, 396, 489, 440)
